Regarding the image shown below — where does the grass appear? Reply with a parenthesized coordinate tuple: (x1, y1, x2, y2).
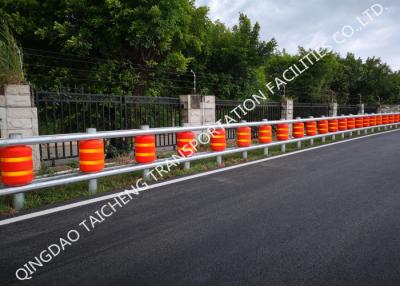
(0, 21, 24, 86)
(0, 129, 387, 214)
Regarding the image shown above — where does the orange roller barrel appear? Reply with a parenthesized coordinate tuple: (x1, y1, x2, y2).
(306, 120, 317, 136)
(347, 117, 356, 129)
(338, 117, 348, 131)
(382, 115, 389, 125)
(1, 145, 33, 187)
(79, 139, 104, 173)
(258, 125, 272, 144)
(276, 123, 289, 141)
(376, 115, 382, 125)
(363, 116, 370, 127)
(317, 119, 329, 134)
(135, 135, 156, 163)
(237, 126, 251, 147)
(355, 117, 363, 128)
(369, 116, 376, 126)
(177, 131, 196, 157)
(389, 114, 395, 124)
(211, 128, 226, 151)
(328, 119, 338, 133)
(293, 122, 305, 138)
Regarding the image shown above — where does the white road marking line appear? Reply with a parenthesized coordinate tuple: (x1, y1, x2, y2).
(1, 128, 399, 226)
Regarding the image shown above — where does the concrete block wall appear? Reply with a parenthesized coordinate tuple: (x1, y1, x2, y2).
(180, 95, 215, 126)
(0, 85, 41, 170)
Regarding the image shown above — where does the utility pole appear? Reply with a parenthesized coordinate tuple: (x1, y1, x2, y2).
(190, 70, 196, 95)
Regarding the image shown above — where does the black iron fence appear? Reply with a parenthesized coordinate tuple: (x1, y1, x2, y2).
(293, 103, 330, 118)
(337, 105, 359, 115)
(216, 99, 281, 139)
(35, 91, 181, 163)
(365, 105, 379, 114)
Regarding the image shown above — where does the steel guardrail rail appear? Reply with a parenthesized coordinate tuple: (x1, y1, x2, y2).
(0, 113, 395, 147)
(0, 114, 398, 196)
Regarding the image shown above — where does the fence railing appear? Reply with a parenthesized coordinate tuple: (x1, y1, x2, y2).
(293, 103, 330, 118)
(35, 91, 181, 163)
(1, 113, 399, 201)
(216, 100, 281, 139)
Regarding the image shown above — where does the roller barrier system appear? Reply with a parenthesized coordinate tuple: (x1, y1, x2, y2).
(0, 113, 399, 209)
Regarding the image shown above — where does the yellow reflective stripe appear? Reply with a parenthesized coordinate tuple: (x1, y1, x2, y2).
(211, 143, 226, 147)
(177, 139, 193, 143)
(293, 132, 304, 135)
(259, 137, 271, 140)
(135, 153, 155, 157)
(212, 135, 225, 139)
(237, 132, 250, 136)
(237, 140, 251, 143)
(1, 156, 32, 163)
(79, 148, 103, 154)
(135, 143, 155, 147)
(80, 160, 104, 166)
(2, 170, 32, 177)
(259, 130, 270, 133)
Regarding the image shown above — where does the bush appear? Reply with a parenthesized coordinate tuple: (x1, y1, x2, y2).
(0, 21, 24, 86)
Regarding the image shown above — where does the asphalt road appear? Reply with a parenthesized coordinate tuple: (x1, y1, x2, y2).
(1, 130, 400, 286)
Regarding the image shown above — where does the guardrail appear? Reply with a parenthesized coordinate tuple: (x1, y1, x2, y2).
(1, 113, 399, 210)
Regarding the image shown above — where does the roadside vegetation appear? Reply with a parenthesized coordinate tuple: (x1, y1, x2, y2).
(0, 1, 399, 103)
(0, 20, 24, 86)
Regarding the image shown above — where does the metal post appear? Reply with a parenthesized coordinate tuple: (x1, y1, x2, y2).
(141, 125, 152, 182)
(182, 123, 191, 170)
(217, 155, 223, 167)
(86, 128, 98, 195)
(241, 120, 248, 160)
(295, 117, 301, 148)
(321, 116, 326, 143)
(309, 116, 314, 145)
(262, 119, 269, 156)
(10, 133, 25, 211)
(281, 144, 286, 153)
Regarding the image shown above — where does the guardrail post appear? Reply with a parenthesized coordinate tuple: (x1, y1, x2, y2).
(357, 114, 362, 135)
(9, 133, 25, 210)
(86, 128, 98, 195)
(321, 116, 326, 143)
(216, 155, 223, 167)
(140, 125, 152, 182)
(281, 144, 286, 153)
(295, 117, 302, 149)
(309, 116, 314, 146)
(182, 123, 191, 170)
(262, 119, 269, 156)
(240, 120, 248, 160)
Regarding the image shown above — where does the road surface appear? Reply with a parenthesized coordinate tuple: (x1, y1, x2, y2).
(1, 130, 400, 285)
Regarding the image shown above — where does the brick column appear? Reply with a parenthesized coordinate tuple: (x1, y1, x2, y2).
(281, 98, 293, 134)
(0, 84, 41, 170)
(358, 104, 365, 115)
(329, 102, 338, 117)
(180, 95, 215, 126)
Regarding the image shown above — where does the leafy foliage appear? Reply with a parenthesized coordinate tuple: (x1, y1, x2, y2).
(0, 20, 24, 86)
(0, 1, 399, 104)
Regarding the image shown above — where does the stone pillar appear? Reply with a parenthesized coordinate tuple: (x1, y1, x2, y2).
(329, 102, 338, 117)
(0, 84, 40, 170)
(281, 98, 293, 134)
(180, 95, 215, 126)
(358, 104, 365, 115)
(281, 98, 293, 120)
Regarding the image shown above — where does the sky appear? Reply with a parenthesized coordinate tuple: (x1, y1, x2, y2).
(196, 0, 400, 71)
